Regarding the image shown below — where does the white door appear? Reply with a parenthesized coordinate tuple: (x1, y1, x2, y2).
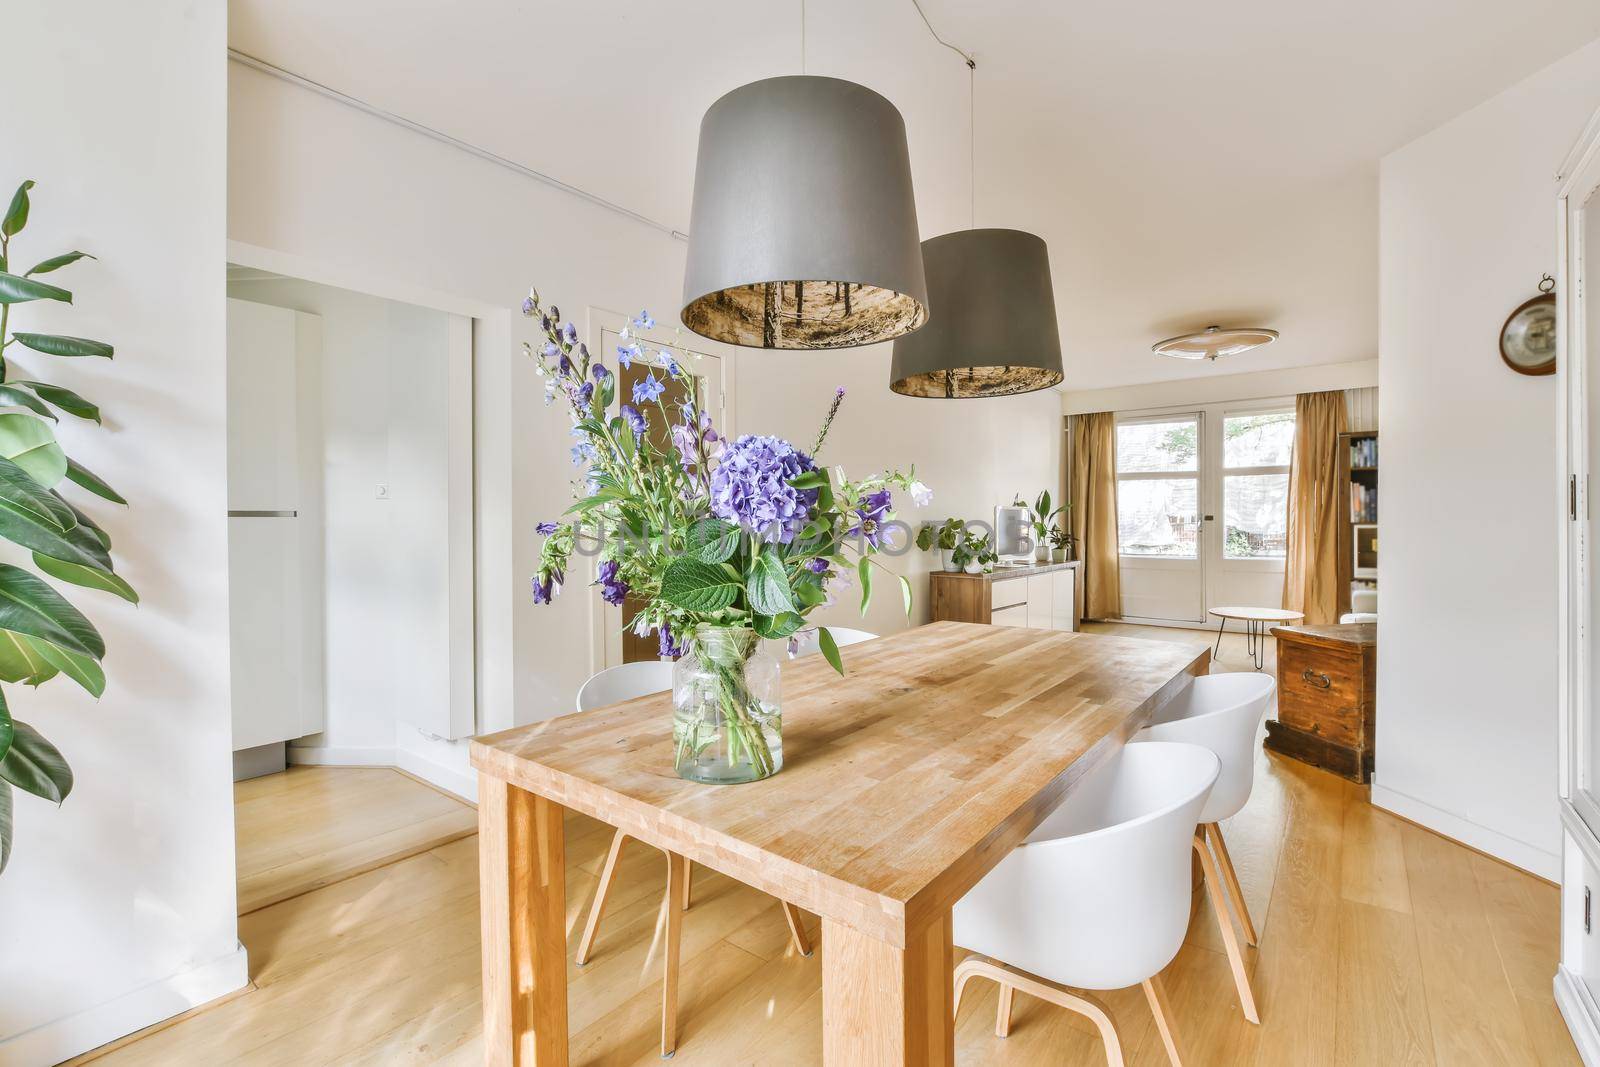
(1115, 413, 1205, 622)
(1205, 407, 1295, 612)
(226, 299, 323, 751)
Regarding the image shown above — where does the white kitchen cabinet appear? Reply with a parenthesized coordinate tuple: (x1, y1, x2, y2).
(1051, 566, 1077, 632)
(1026, 573, 1054, 629)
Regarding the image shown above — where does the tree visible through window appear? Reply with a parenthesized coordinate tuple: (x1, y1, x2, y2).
(1116, 417, 1200, 557)
(1222, 412, 1293, 559)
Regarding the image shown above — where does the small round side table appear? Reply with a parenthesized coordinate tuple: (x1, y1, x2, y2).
(1207, 606, 1305, 670)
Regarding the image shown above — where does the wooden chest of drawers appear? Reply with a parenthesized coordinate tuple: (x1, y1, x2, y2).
(1265, 622, 1376, 783)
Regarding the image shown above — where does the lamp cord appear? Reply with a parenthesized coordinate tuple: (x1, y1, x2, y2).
(908, 0, 978, 230)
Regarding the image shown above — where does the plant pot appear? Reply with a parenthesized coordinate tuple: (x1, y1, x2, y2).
(672, 625, 782, 783)
(1035, 543, 1050, 563)
(941, 548, 959, 571)
(964, 560, 984, 574)
(1051, 549, 1066, 563)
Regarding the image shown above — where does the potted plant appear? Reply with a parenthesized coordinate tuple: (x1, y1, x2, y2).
(1049, 526, 1074, 563)
(915, 518, 965, 571)
(524, 293, 930, 785)
(1016, 490, 1067, 563)
(951, 528, 997, 574)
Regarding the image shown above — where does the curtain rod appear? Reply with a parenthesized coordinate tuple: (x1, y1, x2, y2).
(227, 48, 690, 242)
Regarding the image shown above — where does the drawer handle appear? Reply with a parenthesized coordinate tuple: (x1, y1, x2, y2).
(1301, 669, 1332, 690)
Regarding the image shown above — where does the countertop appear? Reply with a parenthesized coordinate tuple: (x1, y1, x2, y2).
(929, 560, 1081, 581)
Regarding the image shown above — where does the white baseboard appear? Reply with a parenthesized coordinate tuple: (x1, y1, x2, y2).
(285, 744, 395, 767)
(1557, 965, 1600, 1067)
(0, 943, 248, 1065)
(1371, 782, 1561, 882)
(394, 743, 477, 803)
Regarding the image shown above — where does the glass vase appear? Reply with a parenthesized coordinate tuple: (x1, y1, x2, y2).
(672, 625, 782, 784)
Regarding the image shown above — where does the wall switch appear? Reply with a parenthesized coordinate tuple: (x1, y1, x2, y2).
(375, 484, 389, 499)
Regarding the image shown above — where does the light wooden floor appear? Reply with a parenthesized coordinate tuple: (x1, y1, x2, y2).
(90, 626, 1575, 1065)
(234, 765, 478, 914)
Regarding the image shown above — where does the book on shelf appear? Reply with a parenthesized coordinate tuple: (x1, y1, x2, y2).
(1349, 481, 1377, 524)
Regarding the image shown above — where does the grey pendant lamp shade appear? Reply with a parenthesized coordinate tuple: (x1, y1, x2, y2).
(680, 76, 929, 349)
(889, 228, 1064, 397)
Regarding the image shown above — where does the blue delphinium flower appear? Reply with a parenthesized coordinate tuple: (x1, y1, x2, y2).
(521, 296, 536, 316)
(543, 342, 560, 360)
(620, 404, 647, 440)
(596, 560, 629, 606)
(558, 353, 574, 378)
(633, 369, 666, 405)
(849, 488, 894, 549)
(592, 363, 610, 382)
(658, 623, 684, 658)
(708, 434, 819, 545)
(562, 322, 578, 345)
(806, 557, 830, 574)
(616, 343, 640, 369)
(532, 566, 563, 605)
(536, 521, 559, 536)
(633, 310, 655, 330)
(662, 353, 681, 378)
(570, 443, 595, 466)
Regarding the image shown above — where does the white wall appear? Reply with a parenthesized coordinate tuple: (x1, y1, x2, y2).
(1376, 38, 1600, 879)
(0, 2, 245, 1064)
(227, 45, 1062, 734)
(226, 278, 458, 759)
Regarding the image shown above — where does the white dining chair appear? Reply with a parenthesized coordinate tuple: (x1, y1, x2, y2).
(573, 660, 812, 1057)
(953, 741, 1220, 1066)
(1135, 671, 1276, 1024)
(784, 626, 877, 658)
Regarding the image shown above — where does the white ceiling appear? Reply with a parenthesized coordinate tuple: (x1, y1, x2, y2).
(230, 0, 1600, 391)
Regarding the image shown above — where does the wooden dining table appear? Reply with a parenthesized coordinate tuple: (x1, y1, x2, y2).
(470, 620, 1209, 1065)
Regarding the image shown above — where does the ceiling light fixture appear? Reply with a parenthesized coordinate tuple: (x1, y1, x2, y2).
(1151, 325, 1280, 361)
(889, 4, 1063, 399)
(680, 4, 928, 350)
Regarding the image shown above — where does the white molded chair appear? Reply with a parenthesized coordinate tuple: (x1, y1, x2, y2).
(573, 661, 812, 1056)
(1135, 671, 1276, 1024)
(784, 626, 878, 659)
(953, 741, 1220, 1066)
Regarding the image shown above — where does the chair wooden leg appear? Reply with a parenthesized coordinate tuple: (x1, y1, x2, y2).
(1206, 822, 1258, 946)
(779, 900, 813, 957)
(575, 828, 628, 966)
(995, 982, 1014, 1038)
(682, 859, 693, 911)
(1142, 975, 1186, 1067)
(950, 956, 1125, 1064)
(1194, 832, 1260, 1024)
(661, 851, 687, 1057)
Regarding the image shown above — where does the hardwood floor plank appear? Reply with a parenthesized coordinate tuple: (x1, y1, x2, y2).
(1333, 899, 1434, 1066)
(1340, 785, 1412, 914)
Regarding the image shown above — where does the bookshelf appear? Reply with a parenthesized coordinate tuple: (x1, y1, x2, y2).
(1337, 430, 1377, 618)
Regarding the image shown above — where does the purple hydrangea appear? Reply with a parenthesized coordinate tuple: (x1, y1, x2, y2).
(620, 404, 647, 440)
(597, 560, 628, 606)
(708, 434, 819, 545)
(849, 488, 893, 549)
(659, 623, 684, 658)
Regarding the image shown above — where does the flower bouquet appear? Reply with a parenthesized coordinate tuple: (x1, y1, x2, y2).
(524, 289, 929, 784)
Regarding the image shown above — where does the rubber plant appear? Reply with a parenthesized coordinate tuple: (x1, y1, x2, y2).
(0, 179, 135, 873)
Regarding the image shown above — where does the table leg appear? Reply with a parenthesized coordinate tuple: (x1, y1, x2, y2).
(1212, 615, 1227, 661)
(822, 912, 954, 1066)
(479, 774, 568, 1067)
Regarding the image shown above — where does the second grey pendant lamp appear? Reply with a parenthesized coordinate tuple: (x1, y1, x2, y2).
(889, 13, 1064, 398)
(679, 3, 928, 350)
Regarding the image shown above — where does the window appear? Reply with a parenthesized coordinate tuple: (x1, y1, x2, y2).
(1116, 416, 1200, 557)
(1221, 411, 1293, 559)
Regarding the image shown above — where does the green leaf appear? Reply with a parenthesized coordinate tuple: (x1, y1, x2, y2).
(0, 455, 74, 533)
(54, 493, 109, 551)
(0, 780, 11, 873)
(0, 415, 65, 487)
(0, 632, 57, 685)
(11, 333, 113, 359)
(33, 553, 137, 603)
(64, 458, 125, 505)
(2, 180, 33, 237)
(0, 386, 55, 421)
(18, 382, 98, 423)
(790, 470, 830, 489)
(25, 250, 92, 277)
(659, 557, 740, 613)
(0, 692, 12, 764)
(0, 718, 72, 803)
(898, 574, 913, 616)
(0, 272, 70, 305)
(747, 547, 797, 616)
(857, 557, 872, 616)
(817, 627, 845, 676)
(752, 610, 805, 640)
(26, 635, 104, 697)
(0, 563, 104, 661)
(687, 518, 741, 564)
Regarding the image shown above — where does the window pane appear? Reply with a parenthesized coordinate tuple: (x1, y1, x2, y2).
(1223, 411, 1295, 468)
(1116, 419, 1198, 472)
(1224, 473, 1289, 558)
(1117, 478, 1199, 557)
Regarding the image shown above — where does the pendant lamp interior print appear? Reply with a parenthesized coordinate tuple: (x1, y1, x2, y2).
(680, 76, 929, 350)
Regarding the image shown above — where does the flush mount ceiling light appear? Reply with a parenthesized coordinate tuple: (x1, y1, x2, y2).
(1152, 325, 1280, 361)
(680, 75, 929, 350)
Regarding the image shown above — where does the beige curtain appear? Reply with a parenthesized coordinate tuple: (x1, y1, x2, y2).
(1282, 391, 1347, 624)
(1070, 411, 1122, 620)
